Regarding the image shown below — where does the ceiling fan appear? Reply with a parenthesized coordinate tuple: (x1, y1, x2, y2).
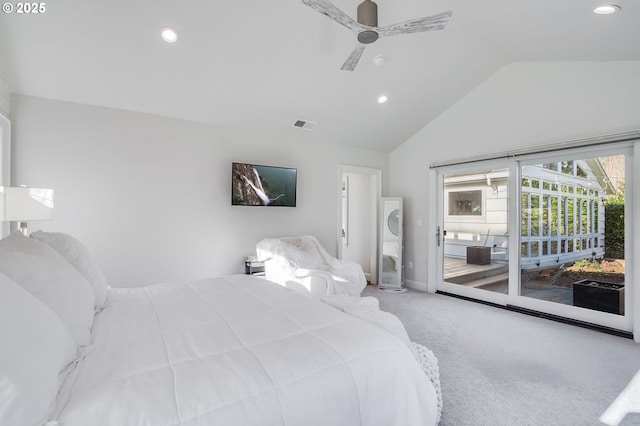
(302, 0, 452, 71)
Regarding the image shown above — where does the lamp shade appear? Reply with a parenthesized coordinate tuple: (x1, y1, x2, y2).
(0, 187, 54, 221)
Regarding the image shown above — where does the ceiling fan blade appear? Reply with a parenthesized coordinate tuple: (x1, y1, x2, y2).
(340, 44, 367, 71)
(377, 11, 452, 37)
(302, 0, 363, 34)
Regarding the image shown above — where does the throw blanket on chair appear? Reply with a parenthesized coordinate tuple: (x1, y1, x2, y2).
(256, 236, 366, 296)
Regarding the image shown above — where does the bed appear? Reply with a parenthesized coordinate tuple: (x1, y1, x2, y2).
(0, 231, 439, 426)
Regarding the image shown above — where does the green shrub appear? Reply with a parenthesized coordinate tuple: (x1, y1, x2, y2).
(604, 203, 624, 259)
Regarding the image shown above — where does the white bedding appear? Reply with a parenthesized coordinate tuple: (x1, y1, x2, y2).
(55, 275, 437, 425)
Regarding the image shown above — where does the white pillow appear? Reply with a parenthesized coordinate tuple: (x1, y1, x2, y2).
(0, 272, 78, 426)
(0, 231, 95, 346)
(30, 230, 108, 308)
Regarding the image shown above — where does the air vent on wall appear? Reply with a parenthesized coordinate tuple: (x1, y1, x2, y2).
(292, 120, 317, 130)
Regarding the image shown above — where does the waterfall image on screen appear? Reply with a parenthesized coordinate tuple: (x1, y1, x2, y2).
(232, 162, 297, 207)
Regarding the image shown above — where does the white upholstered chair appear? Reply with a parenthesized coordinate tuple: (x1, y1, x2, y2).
(256, 235, 366, 297)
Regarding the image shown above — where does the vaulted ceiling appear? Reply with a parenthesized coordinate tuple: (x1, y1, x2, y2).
(1, 0, 639, 152)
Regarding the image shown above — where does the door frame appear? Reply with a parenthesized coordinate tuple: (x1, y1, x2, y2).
(337, 164, 381, 284)
(0, 112, 11, 238)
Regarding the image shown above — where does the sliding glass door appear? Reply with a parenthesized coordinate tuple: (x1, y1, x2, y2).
(517, 152, 628, 326)
(436, 146, 632, 331)
(439, 165, 511, 305)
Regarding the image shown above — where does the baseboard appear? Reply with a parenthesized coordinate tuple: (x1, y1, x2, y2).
(405, 279, 428, 292)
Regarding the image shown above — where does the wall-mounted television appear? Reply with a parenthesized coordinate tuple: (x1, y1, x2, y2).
(232, 162, 297, 207)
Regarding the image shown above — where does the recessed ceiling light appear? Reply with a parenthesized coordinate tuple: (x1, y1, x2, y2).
(160, 27, 179, 43)
(378, 95, 388, 104)
(593, 5, 620, 14)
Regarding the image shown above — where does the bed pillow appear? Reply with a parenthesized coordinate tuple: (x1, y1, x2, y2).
(0, 231, 95, 346)
(30, 230, 108, 308)
(0, 272, 78, 426)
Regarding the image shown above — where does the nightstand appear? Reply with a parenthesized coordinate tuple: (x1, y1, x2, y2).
(245, 256, 265, 276)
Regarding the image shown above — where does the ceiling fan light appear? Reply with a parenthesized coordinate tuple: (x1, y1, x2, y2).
(358, 30, 379, 44)
(357, 0, 378, 27)
(378, 95, 388, 104)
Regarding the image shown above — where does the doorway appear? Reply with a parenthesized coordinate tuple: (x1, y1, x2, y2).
(337, 165, 381, 284)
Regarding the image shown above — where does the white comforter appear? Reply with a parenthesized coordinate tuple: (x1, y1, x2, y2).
(55, 275, 437, 425)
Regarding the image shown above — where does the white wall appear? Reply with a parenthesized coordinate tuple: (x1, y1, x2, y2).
(389, 61, 640, 290)
(11, 95, 388, 287)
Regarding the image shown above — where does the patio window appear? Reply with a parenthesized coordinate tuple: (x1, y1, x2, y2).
(448, 190, 482, 216)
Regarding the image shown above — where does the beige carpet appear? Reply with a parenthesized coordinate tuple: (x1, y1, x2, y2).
(363, 286, 640, 426)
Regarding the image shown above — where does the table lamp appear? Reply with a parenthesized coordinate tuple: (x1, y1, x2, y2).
(0, 186, 54, 235)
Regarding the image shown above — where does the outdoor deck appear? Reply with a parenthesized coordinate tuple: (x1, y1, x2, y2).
(443, 256, 574, 305)
(444, 256, 508, 289)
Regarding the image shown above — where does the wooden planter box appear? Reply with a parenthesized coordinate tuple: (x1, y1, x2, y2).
(466, 246, 491, 265)
(573, 279, 624, 315)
